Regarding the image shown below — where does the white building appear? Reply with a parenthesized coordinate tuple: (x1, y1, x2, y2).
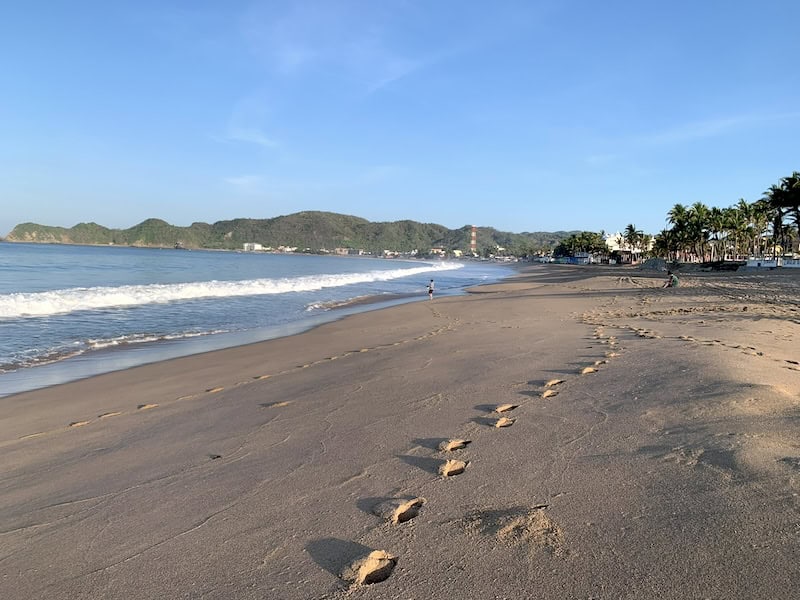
(604, 232, 624, 252)
(242, 243, 263, 251)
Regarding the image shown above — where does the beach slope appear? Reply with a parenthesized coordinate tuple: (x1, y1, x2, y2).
(2, 265, 799, 599)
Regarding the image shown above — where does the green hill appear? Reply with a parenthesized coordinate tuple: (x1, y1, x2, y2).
(5, 211, 574, 255)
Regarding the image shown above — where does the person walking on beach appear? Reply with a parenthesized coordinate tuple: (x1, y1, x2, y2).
(427, 279, 435, 299)
(663, 270, 679, 288)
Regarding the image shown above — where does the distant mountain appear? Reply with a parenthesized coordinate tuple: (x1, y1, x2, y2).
(5, 211, 576, 255)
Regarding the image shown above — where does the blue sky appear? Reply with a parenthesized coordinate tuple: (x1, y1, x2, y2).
(3, 0, 799, 237)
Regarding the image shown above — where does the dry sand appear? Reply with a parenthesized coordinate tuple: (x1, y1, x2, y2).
(2, 264, 799, 599)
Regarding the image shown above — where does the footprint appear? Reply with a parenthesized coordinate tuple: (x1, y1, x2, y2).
(98, 412, 122, 419)
(494, 403, 518, 413)
(208, 454, 222, 460)
(664, 446, 705, 467)
(343, 550, 397, 585)
(252, 374, 271, 380)
(545, 379, 564, 387)
(494, 417, 515, 428)
(594, 359, 608, 366)
(206, 387, 224, 393)
(438, 439, 472, 451)
(463, 505, 563, 556)
(580, 367, 597, 375)
(137, 404, 158, 410)
(69, 420, 91, 428)
(373, 497, 426, 524)
(261, 401, 292, 408)
(440, 459, 469, 476)
(541, 390, 558, 399)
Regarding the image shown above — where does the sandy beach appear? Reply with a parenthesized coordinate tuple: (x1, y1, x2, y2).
(2, 264, 799, 599)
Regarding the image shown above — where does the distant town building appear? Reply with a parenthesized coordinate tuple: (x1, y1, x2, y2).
(604, 233, 624, 252)
(605, 231, 655, 253)
(242, 243, 263, 251)
(573, 251, 596, 265)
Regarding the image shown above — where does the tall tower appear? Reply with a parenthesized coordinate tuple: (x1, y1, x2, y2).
(470, 225, 478, 255)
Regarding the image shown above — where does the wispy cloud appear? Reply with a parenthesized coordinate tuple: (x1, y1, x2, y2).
(239, 1, 431, 92)
(580, 110, 800, 166)
(241, 1, 327, 73)
(225, 175, 264, 193)
(640, 111, 800, 146)
(226, 127, 277, 148)
(365, 56, 428, 93)
(215, 91, 278, 148)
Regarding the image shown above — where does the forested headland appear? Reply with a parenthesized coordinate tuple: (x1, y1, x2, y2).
(4, 211, 573, 256)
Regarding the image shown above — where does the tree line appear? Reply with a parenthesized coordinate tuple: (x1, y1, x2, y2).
(553, 171, 800, 262)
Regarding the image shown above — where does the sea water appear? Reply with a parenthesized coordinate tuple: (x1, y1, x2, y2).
(0, 243, 512, 396)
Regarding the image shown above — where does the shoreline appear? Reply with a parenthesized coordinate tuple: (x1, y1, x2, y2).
(3, 265, 800, 598)
(0, 292, 421, 398)
(0, 268, 503, 398)
(0, 262, 739, 398)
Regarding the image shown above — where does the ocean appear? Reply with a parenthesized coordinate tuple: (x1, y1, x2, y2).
(0, 243, 513, 396)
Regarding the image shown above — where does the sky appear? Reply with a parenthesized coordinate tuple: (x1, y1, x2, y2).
(2, 0, 800, 237)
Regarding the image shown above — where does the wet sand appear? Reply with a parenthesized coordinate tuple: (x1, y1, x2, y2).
(2, 264, 799, 599)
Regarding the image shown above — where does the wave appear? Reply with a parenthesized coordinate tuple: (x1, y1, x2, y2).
(86, 330, 228, 350)
(0, 329, 229, 372)
(0, 262, 463, 319)
(0, 347, 86, 374)
(305, 293, 408, 311)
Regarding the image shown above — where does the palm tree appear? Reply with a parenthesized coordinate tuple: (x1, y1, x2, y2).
(653, 228, 681, 261)
(781, 171, 800, 227)
(763, 183, 793, 257)
(734, 198, 754, 258)
(623, 223, 643, 262)
(722, 205, 747, 259)
(666, 204, 690, 261)
(667, 203, 688, 227)
(750, 198, 772, 258)
(688, 202, 711, 262)
(708, 207, 725, 261)
(779, 172, 800, 254)
(772, 209, 788, 258)
(640, 233, 653, 259)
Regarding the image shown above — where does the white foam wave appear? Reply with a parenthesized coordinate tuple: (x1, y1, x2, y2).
(306, 295, 375, 311)
(0, 262, 463, 319)
(87, 330, 227, 350)
(1, 329, 229, 371)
